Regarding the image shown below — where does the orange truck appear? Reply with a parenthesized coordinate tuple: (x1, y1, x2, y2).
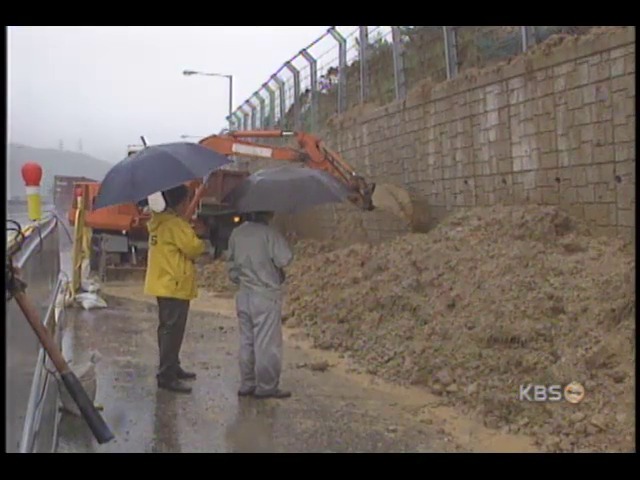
(68, 145, 151, 276)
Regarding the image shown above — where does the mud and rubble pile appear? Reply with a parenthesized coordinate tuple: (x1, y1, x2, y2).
(198, 261, 235, 293)
(283, 205, 635, 453)
(290, 238, 338, 257)
(197, 238, 337, 293)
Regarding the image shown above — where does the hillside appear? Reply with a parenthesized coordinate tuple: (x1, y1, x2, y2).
(7, 144, 113, 200)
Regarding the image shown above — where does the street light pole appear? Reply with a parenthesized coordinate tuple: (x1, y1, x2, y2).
(228, 75, 233, 130)
(183, 69, 233, 131)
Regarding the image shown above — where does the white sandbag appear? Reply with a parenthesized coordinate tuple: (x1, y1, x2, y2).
(80, 258, 100, 293)
(59, 351, 101, 417)
(75, 292, 108, 310)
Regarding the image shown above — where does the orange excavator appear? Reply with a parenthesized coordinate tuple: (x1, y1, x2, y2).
(186, 129, 377, 257)
(68, 130, 388, 276)
(192, 130, 375, 214)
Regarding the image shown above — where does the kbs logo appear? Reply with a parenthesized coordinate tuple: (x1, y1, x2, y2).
(518, 382, 585, 403)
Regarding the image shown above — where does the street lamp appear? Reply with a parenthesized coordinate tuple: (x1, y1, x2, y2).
(183, 69, 233, 130)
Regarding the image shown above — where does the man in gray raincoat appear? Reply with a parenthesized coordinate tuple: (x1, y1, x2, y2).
(226, 211, 293, 399)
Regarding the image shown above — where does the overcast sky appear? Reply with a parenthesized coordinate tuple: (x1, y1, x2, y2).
(8, 26, 355, 163)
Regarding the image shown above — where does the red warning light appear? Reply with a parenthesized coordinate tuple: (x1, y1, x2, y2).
(21, 162, 43, 187)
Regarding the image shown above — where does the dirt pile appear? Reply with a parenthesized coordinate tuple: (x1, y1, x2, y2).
(198, 260, 235, 293)
(197, 238, 338, 293)
(283, 205, 635, 452)
(290, 238, 338, 257)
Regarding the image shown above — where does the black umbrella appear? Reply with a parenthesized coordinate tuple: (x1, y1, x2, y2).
(223, 165, 353, 214)
(93, 142, 231, 209)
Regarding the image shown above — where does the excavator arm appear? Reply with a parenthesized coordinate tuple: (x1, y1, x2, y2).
(196, 130, 376, 212)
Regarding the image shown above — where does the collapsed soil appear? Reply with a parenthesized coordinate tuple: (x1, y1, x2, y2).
(198, 259, 235, 293)
(197, 238, 335, 294)
(199, 205, 635, 453)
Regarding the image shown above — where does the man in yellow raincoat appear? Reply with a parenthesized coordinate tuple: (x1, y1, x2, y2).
(144, 185, 205, 393)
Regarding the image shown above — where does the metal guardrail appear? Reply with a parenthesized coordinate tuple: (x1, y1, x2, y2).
(18, 274, 67, 453)
(5, 215, 67, 453)
(228, 26, 610, 135)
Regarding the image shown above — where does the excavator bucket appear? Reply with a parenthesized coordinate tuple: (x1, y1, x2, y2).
(372, 183, 430, 233)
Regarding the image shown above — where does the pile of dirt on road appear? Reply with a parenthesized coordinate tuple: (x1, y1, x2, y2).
(282, 205, 635, 453)
(198, 261, 235, 293)
(197, 238, 338, 293)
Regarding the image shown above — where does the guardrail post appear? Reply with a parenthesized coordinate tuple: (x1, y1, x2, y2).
(521, 26, 536, 52)
(263, 83, 277, 128)
(328, 27, 347, 114)
(358, 26, 370, 103)
(232, 112, 242, 131)
(254, 92, 267, 130)
(284, 61, 301, 130)
(272, 74, 287, 128)
(300, 48, 318, 132)
(443, 26, 459, 80)
(241, 108, 250, 131)
(391, 26, 407, 101)
(247, 101, 258, 130)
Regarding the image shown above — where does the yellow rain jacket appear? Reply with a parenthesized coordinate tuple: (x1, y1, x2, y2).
(144, 211, 206, 300)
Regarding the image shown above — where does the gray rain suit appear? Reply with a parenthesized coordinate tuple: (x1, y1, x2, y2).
(226, 221, 293, 395)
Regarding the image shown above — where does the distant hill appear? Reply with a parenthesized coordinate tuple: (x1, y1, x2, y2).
(7, 144, 113, 200)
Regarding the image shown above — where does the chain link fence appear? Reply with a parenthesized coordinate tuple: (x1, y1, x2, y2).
(228, 26, 611, 135)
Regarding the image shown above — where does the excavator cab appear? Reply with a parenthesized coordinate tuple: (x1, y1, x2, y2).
(184, 170, 249, 259)
(208, 213, 244, 259)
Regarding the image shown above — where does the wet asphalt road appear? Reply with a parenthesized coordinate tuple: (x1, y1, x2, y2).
(56, 295, 454, 453)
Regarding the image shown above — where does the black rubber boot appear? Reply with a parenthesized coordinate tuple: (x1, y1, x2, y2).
(238, 387, 256, 397)
(177, 368, 196, 380)
(254, 389, 291, 399)
(158, 379, 192, 394)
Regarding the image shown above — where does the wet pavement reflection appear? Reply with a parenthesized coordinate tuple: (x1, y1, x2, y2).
(57, 294, 449, 453)
(151, 389, 180, 453)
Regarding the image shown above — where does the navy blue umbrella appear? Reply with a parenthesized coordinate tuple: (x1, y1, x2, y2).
(93, 142, 232, 209)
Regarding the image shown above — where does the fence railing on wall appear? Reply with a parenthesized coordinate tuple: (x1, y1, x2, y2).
(227, 26, 605, 135)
